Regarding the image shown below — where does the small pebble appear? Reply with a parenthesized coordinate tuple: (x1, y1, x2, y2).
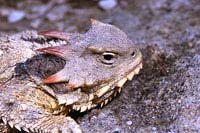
(8, 10, 25, 23)
(152, 127, 157, 131)
(126, 120, 132, 126)
(98, 0, 117, 10)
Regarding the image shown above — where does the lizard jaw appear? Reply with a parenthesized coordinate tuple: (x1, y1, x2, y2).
(72, 62, 143, 112)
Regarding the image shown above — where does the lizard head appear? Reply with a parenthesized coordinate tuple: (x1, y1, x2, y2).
(37, 19, 142, 110)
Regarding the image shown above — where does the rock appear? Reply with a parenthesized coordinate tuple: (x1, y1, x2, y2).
(98, 0, 117, 10)
(126, 121, 132, 126)
(8, 10, 25, 23)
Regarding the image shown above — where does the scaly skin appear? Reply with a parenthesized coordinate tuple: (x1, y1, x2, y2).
(0, 20, 142, 132)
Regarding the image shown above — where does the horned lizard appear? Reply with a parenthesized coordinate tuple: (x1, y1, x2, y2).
(0, 20, 142, 133)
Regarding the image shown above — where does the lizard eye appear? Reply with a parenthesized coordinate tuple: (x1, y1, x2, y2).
(131, 51, 135, 57)
(99, 52, 117, 65)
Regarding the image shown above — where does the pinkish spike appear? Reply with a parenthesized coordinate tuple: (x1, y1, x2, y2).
(43, 70, 68, 84)
(65, 83, 77, 89)
(36, 45, 70, 59)
(38, 31, 71, 41)
(90, 18, 97, 24)
(43, 74, 60, 84)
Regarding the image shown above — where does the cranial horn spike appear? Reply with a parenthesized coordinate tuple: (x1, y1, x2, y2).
(43, 70, 68, 84)
(90, 19, 106, 29)
(65, 83, 77, 89)
(38, 31, 72, 41)
(90, 18, 98, 24)
(36, 45, 69, 59)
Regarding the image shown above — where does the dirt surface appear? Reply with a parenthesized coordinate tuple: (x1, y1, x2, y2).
(0, 0, 200, 132)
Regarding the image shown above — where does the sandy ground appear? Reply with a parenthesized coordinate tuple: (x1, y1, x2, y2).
(0, 0, 200, 132)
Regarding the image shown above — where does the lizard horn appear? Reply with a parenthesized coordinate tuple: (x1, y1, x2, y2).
(90, 18, 98, 24)
(43, 69, 68, 84)
(38, 31, 73, 41)
(36, 45, 70, 59)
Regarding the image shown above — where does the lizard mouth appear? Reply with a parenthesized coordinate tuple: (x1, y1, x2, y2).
(70, 62, 143, 112)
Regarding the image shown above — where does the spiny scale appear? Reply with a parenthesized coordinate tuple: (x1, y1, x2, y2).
(127, 63, 143, 80)
(47, 40, 67, 46)
(117, 77, 127, 87)
(96, 85, 110, 97)
(118, 87, 122, 93)
(8, 121, 14, 128)
(73, 102, 95, 113)
(22, 127, 29, 132)
(15, 124, 22, 131)
(127, 70, 135, 80)
(2, 117, 7, 124)
(99, 63, 143, 108)
(80, 106, 87, 112)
